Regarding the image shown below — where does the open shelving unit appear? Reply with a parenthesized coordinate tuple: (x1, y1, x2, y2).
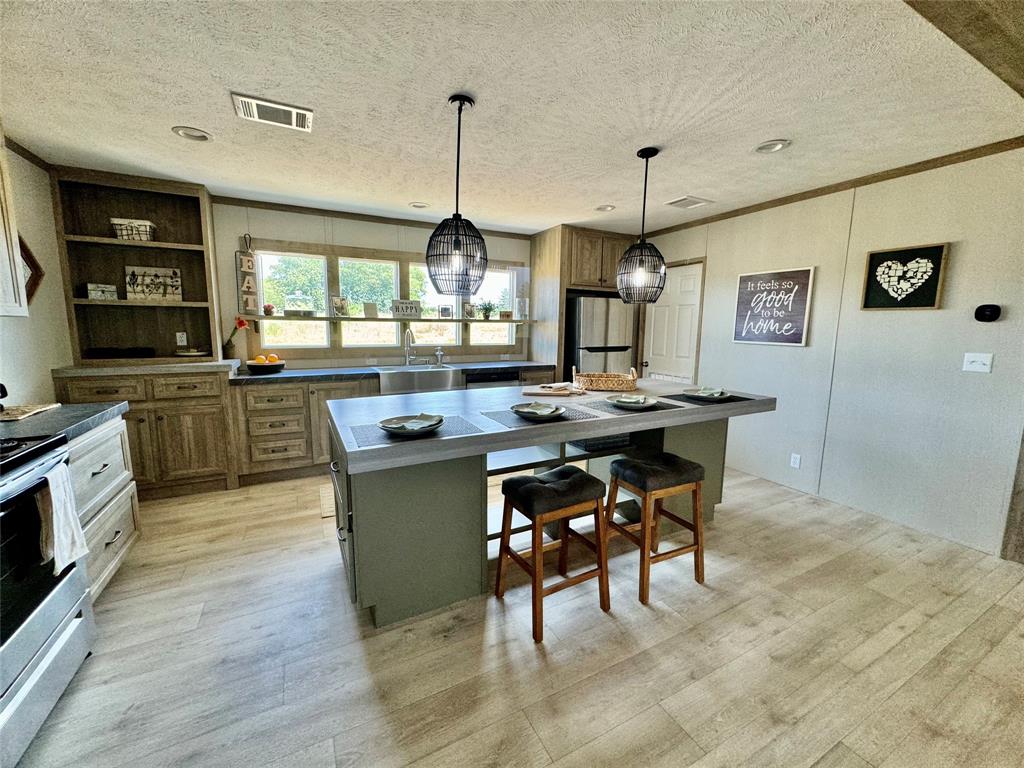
(51, 167, 220, 365)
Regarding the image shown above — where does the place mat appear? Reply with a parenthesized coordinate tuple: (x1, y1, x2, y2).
(662, 393, 751, 406)
(578, 398, 682, 416)
(349, 415, 483, 448)
(481, 407, 599, 429)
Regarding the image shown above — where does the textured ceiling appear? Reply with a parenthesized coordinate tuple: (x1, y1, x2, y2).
(1, 0, 1022, 235)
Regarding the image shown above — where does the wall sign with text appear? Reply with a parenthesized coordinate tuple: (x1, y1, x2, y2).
(733, 267, 815, 346)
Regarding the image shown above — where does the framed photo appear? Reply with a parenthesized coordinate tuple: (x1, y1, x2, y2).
(862, 243, 948, 310)
(125, 265, 182, 302)
(439, 304, 454, 319)
(331, 296, 349, 317)
(733, 267, 814, 346)
(462, 303, 476, 319)
(498, 310, 513, 320)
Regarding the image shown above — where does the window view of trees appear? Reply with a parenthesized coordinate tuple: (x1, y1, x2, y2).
(470, 269, 515, 345)
(339, 258, 399, 346)
(258, 252, 328, 347)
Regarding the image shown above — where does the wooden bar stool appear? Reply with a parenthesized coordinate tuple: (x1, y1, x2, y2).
(605, 452, 705, 604)
(495, 465, 611, 642)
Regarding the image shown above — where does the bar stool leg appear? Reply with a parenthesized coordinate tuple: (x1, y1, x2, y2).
(557, 518, 570, 577)
(639, 494, 654, 604)
(531, 518, 545, 643)
(594, 500, 611, 612)
(693, 483, 705, 584)
(606, 477, 620, 525)
(495, 499, 514, 598)
(651, 498, 663, 553)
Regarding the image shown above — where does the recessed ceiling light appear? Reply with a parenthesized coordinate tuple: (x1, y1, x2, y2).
(171, 125, 212, 141)
(595, 204, 616, 212)
(755, 139, 791, 154)
(408, 201, 430, 209)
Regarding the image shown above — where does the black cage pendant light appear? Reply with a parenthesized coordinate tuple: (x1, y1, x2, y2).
(616, 147, 667, 304)
(425, 94, 488, 295)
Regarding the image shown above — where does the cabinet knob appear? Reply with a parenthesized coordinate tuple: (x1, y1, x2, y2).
(310, 389, 317, 395)
(156, 415, 165, 421)
(137, 416, 146, 423)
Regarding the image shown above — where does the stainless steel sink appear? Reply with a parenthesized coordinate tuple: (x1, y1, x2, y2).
(373, 365, 463, 395)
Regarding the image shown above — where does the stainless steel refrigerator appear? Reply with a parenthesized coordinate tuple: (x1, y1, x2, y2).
(565, 294, 637, 374)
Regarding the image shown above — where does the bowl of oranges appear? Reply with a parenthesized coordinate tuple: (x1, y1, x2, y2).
(245, 353, 285, 375)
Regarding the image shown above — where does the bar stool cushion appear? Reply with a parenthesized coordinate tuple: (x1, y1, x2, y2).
(502, 465, 606, 518)
(610, 452, 704, 492)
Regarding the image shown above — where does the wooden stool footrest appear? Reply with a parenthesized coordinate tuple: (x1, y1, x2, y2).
(658, 509, 694, 532)
(608, 519, 643, 547)
(651, 543, 697, 565)
(543, 567, 602, 596)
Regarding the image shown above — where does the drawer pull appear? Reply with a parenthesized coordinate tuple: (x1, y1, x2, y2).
(329, 460, 340, 473)
(268, 447, 288, 454)
(91, 463, 111, 477)
(336, 527, 345, 543)
(95, 388, 120, 395)
(268, 421, 287, 428)
(104, 529, 125, 548)
(177, 384, 200, 390)
(266, 397, 285, 403)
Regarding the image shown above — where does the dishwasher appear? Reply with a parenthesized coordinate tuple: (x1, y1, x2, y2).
(465, 370, 521, 388)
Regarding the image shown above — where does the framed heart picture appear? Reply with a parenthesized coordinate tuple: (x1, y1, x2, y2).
(861, 243, 948, 310)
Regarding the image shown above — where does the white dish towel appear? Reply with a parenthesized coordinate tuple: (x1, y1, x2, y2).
(36, 462, 89, 575)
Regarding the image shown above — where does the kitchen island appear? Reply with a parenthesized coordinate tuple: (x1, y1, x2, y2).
(328, 381, 775, 626)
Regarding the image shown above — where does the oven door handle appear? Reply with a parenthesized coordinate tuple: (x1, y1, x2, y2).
(0, 450, 71, 509)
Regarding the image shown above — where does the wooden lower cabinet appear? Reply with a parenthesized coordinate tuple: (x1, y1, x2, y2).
(519, 368, 556, 386)
(123, 408, 157, 485)
(309, 381, 379, 464)
(153, 405, 229, 480)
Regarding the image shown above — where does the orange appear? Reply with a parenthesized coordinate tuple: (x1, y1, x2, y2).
(254, 355, 267, 364)
(267, 353, 280, 363)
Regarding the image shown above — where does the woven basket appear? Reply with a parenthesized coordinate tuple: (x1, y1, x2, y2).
(572, 366, 638, 392)
(110, 218, 156, 241)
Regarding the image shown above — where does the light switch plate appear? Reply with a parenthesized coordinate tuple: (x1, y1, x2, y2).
(175, 332, 188, 346)
(963, 352, 993, 373)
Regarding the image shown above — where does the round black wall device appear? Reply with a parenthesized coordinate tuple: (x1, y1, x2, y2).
(974, 304, 1001, 322)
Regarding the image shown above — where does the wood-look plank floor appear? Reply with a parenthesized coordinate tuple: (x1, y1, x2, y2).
(20, 470, 1024, 768)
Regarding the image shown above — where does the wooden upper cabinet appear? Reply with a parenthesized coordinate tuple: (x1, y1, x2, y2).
(602, 236, 633, 289)
(153, 404, 228, 480)
(569, 230, 606, 288)
(0, 128, 29, 317)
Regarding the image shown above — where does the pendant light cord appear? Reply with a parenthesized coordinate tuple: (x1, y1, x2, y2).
(454, 101, 463, 215)
(640, 156, 649, 242)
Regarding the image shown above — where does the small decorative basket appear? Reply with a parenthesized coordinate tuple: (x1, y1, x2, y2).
(110, 218, 156, 241)
(572, 366, 638, 392)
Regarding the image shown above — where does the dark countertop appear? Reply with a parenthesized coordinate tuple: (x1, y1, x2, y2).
(0, 402, 128, 442)
(229, 361, 555, 385)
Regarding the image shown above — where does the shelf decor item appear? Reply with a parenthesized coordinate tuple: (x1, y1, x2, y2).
(330, 296, 348, 317)
(125, 265, 182, 302)
(110, 218, 156, 241)
(391, 299, 422, 319)
(861, 243, 948, 310)
(439, 304, 453, 319)
(425, 94, 488, 295)
(478, 300, 495, 320)
(462, 302, 476, 319)
(498, 310, 513, 320)
(87, 282, 118, 300)
(263, 302, 275, 316)
(616, 147, 666, 304)
(572, 366, 639, 392)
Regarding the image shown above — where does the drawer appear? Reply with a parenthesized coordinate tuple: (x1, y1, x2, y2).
(249, 438, 309, 463)
(69, 424, 131, 523)
(150, 375, 222, 400)
(248, 412, 306, 437)
(65, 377, 146, 403)
(83, 482, 138, 593)
(245, 387, 306, 411)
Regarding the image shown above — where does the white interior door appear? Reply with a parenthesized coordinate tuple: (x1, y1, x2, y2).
(643, 263, 703, 384)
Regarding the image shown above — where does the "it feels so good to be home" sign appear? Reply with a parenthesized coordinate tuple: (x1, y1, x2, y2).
(733, 267, 815, 346)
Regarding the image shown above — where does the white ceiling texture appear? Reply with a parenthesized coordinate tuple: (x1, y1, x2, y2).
(1, 0, 1021, 235)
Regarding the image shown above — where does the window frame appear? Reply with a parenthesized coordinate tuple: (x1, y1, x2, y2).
(245, 237, 527, 361)
(254, 249, 331, 349)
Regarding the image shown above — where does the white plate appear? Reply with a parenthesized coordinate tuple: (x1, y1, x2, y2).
(683, 388, 730, 402)
(378, 414, 444, 436)
(606, 394, 656, 410)
(510, 402, 566, 422)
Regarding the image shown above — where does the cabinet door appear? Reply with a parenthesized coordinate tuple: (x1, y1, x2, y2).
(123, 409, 157, 485)
(310, 382, 370, 464)
(602, 237, 633, 289)
(569, 231, 606, 288)
(153, 405, 228, 480)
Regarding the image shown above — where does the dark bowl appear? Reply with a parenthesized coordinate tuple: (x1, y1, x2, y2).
(245, 361, 286, 375)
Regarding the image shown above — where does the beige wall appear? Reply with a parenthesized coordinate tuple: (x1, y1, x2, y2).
(0, 150, 72, 402)
(652, 149, 1024, 554)
(211, 203, 532, 364)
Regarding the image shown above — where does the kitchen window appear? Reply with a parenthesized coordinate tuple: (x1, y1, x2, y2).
(249, 238, 525, 360)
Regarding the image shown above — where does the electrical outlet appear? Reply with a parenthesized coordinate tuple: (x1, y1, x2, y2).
(500, 353, 511, 361)
(790, 453, 801, 469)
(175, 332, 188, 346)
(962, 352, 993, 373)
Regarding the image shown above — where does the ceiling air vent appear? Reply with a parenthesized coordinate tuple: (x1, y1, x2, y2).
(665, 195, 713, 210)
(231, 93, 313, 132)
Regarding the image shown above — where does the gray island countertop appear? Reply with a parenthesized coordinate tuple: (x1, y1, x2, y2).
(328, 380, 776, 474)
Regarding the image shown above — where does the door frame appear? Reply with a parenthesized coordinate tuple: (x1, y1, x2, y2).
(637, 258, 706, 382)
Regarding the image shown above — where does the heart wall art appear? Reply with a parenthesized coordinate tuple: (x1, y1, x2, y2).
(861, 243, 948, 310)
